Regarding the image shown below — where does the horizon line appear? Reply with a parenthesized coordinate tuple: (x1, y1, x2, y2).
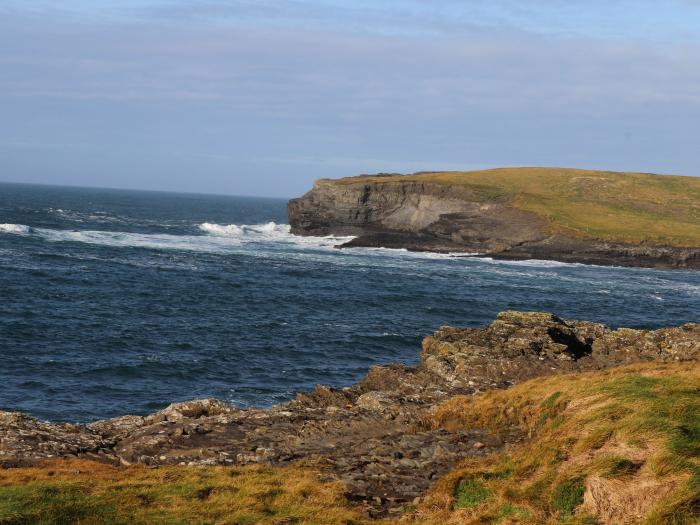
(0, 179, 293, 200)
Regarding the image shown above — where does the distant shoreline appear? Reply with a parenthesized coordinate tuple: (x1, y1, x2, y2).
(289, 168, 700, 270)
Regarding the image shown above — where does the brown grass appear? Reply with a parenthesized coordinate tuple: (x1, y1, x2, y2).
(411, 362, 700, 524)
(0, 461, 375, 525)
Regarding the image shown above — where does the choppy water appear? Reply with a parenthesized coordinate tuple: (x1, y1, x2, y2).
(1, 182, 698, 422)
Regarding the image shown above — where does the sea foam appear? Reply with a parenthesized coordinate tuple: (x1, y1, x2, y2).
(2, 221, 353, 254)
(198, 221, 289, 238)
(199, 223, 244, 236)
(0, 223, 31, 234)
(198, 222, 354, 247)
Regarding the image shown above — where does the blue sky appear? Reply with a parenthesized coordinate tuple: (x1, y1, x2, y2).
(1, 1, 699, 196)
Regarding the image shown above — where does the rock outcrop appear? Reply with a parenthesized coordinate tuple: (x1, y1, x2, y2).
(1, 312, 698, 516)
(288, 177, 700, 268)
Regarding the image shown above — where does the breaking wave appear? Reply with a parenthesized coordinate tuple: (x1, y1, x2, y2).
(199, 221, 290, 238)
(0, 223, 31, 234)
(198, 222, 354, 247)
(0, 221, 354, 254)
(0, 221, 625, 268)
(199, 222, 244, 236)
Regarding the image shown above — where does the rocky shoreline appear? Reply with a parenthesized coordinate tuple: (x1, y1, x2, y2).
(1, 312, 698, 517)
(288, 177, 700, 269)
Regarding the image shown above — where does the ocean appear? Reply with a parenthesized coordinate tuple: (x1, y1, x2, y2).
(1, 182, 698, 422)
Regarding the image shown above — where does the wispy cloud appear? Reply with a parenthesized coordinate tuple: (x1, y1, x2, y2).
(0, 3, 699, 195)
(4, 1, 700, 40)
(2, 18, 698, 108)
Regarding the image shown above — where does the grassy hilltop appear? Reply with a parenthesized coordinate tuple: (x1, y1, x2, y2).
(2, 362, 698, 524)
(334, 168, 700, 247)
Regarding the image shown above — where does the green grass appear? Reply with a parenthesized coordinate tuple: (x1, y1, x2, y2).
(496, 502, 531, 521)
(551, 478, 585, 518)
(331, 167, 700, 247)
(0, 483, 117, 525)
(453, 478, 491, 509)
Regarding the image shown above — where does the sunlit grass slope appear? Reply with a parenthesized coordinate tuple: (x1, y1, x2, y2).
(1, 363, 697, 524)
(335, 168, 700, 247)
(0, 463, 374, 525)
(421, 362, 700, 524)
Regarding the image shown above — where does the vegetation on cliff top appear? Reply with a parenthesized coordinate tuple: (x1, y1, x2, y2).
(1, 362, 698, 524)
(333, 168, 700, 247)
(423, 361, 700, 524)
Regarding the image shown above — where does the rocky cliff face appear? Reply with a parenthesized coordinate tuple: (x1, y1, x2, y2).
(288, 178, 700, 268)
(288, 179, 547, 253)
(2, 312, 698, 516)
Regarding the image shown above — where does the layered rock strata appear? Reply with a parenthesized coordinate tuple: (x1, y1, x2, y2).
(288, 178, 700, 268)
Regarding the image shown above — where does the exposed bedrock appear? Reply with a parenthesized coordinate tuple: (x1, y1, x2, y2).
(1, 312, 698, 516)
(288, 178, 700, 268)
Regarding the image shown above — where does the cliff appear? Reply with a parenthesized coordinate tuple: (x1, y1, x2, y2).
(288, 168, 700, 268)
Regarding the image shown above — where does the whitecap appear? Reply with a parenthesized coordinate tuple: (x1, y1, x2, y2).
(199, 222, 244, 236)
(465, 256, 589, 268)
(34, 227, 238, 253)
(198, 222, 354, 247)
(22, 222, 352, 255)
(199, 221, 290, 239)
(0, 223, 31, 234)
(257, 221, 286, 235)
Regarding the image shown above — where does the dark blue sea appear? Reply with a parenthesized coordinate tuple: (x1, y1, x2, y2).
(1, 182, 698, 422)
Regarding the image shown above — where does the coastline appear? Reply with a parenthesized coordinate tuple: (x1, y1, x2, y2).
(289, 170, 700, 270)
(336, 239, 700, 270)
(3, 311, 698, 516)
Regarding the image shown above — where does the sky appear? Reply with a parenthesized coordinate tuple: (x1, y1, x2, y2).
(1, 1, 700, 197)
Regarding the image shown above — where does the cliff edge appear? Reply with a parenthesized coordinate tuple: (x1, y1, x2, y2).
(288, 167, 700, 268)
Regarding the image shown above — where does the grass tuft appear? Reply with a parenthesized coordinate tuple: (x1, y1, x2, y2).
(551, 478, 585, 518)
(453, 478, 491, 509)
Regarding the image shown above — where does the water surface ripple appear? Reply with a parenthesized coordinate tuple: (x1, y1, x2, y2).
(1, 183, 698, 421)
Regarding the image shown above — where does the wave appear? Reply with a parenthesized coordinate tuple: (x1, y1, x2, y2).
(0, 221, 603, 269)
(464, 255, 588, 268)
(0, 222, 595, 268)
(0, 221, 355, 254)
(0, 221, 584, 266)
(0, 223, 31, 234)
(199, 222, 244, 236)
(199, 221, 290, 239)
(198, 221, 355, 247)
(5, 222, 693, 284)
(48, 207, 123, 224)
